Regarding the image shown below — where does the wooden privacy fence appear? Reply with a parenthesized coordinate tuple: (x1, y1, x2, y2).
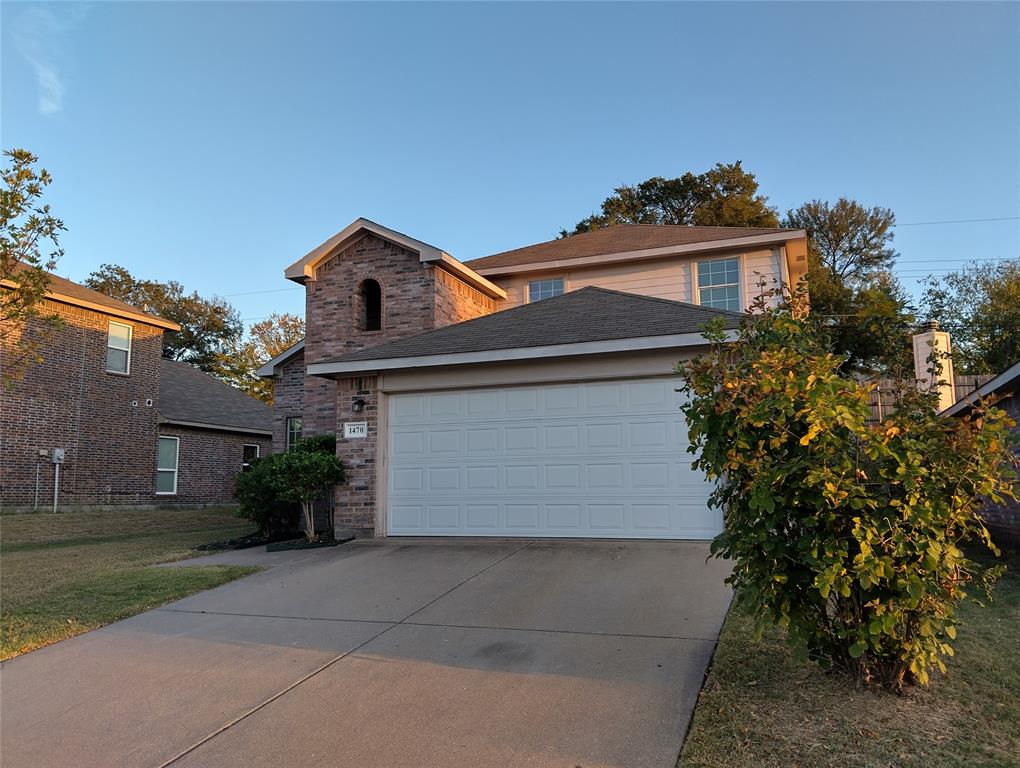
(865, 374, 994, 424)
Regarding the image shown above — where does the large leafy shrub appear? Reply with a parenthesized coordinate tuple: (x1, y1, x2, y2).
(234, 435, 343, 540)
(233, 454, 298, 539)
(677, 292, 1017, 690)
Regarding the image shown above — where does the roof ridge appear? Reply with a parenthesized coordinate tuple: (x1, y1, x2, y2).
(580, 285, 748, 317)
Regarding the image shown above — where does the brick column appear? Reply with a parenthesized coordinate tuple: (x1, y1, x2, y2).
(334, 375, 378, 536)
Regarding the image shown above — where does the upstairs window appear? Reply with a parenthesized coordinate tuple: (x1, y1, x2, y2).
(106, 321, 132, 374)
(528, 277, 564, 302)
(697, 258, 741, 311)
(359, 279, 382, 331)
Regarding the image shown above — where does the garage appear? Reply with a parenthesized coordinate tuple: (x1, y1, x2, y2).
(385, 377, 720, 539)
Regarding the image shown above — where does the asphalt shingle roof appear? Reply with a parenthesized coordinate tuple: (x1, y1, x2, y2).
(159, 359, 273, 433)
(327, 287, 743, 364)
(465, 224, 796, 272)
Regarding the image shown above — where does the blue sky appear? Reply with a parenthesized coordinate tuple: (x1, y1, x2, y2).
(3, 1, 1018, 326)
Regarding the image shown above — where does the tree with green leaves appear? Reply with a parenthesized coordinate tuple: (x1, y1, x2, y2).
(678, 289, 1015, 691)
(84, 264, 242, 371)
(921, 260, 1020, 375)
(210, 313, 304, 403)
(275, 449, 345, 541)
(0, 149, 65, 388)
(784, 198, 913, 376)
(562, 161, 779, 236)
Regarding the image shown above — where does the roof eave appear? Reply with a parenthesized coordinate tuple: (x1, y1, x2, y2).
(941, 360, 1020, 417)
(306, 329, 736, 377)
(158, 416, 273, 436)
(0, 278, 182, 331)
(470, 230, 808, 276)
(256, 339, 305, 377)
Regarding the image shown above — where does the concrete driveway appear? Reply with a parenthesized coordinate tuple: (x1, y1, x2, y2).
(0, 538, 731, 768)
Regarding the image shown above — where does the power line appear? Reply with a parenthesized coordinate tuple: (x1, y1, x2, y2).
(892, 216, 1019, 227)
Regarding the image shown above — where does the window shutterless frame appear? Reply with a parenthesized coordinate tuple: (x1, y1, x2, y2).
(156, 436, 179, 495)
(106, 321, 133, 375)
(242, 443, 260, 470)
(694, 256, 742, 311)
(527, 277, 565, 303)
(286, 417, 303, 451)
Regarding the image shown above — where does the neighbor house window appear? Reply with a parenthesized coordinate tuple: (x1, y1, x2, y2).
(697, 258, 741, 311)
(106, 321, 132, 374)
(156, 436, 179, 495)
(528, 278, 564, 302)
(286, 417, 303, 451)
(359, 279, 382, 331)
(242, 443, 260, 470)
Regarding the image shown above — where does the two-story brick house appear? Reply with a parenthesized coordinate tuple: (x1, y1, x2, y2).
(1, 269, 272, 510)
(260, 219, 809, 540)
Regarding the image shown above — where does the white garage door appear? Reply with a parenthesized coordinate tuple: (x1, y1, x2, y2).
(386, 377, 720, 539)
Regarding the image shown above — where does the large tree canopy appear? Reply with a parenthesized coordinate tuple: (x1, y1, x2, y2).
(562, 161, 779, 236)
(784, 198, 912, 376)
(210, 313, 305, 403)
(84, 264, 242, 370)
(0, 148, 65, 388)
(921, 260, 1020, 375)
(785, 198, 897, 283)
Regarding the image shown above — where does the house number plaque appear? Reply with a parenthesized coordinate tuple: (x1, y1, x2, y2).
(344, 422, 368, 438)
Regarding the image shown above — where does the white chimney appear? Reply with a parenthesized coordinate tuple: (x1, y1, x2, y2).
(912, 321, 956, 411)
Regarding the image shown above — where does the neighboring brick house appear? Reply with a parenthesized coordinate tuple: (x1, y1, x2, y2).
(0, 269, 271, 510)
(259, 218, 810, 539)
(943, 361, 1020, 543)
(156, 359, 272, 505)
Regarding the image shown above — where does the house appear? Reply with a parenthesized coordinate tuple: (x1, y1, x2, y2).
(258, 218, 809, 539)
(942, 360, 1020, 542)
(0, 270, 271, 510)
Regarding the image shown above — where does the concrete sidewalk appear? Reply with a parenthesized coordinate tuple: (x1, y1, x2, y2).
(0, 538, 732, 768)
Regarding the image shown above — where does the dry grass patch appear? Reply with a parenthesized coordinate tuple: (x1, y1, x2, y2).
(1, 507, 257, 660)
(679, 547, 1019, 768)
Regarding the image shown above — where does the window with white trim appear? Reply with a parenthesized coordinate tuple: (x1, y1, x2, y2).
(286, 417, 303, 451)
(697, 257, 741, 311)
(242, 443, 260, 470)
(156, 436, 179, 495)
(527, 277, 564, 302)
(106, 321, 132, 374)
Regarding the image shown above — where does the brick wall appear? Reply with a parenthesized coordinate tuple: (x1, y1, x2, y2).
(0, 297, 164, 509)
(334, 376, 379, 533)
(434, 267, 499, 325)
(273, 231, 503, 534)
(157, 424, 271, 505)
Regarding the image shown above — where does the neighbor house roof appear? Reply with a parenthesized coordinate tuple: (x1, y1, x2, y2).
(307, 286, 742, 376)
(283, 218, 506, 299)
(942, 361, 1020, 417)
(159, 359, 273, 435)
(466, 224, 805, 275)
(1, 264, 180, 331)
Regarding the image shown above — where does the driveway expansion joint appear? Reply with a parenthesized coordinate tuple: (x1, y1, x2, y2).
(156, 541, 531, 768)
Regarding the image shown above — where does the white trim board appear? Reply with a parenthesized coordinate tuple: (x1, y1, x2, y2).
(307, 329, 737, 377)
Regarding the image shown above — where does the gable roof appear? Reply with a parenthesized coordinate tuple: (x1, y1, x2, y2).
(466, 224, 804, 274)
(255, 338, 305, 378)
(307, 287, 742, 376)
(283, 217, 506, 299)
(2, 265, 180, 330)
(159, 359, 273, 435)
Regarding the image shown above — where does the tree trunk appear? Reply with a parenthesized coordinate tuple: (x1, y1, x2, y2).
(302, 500, 315, 542)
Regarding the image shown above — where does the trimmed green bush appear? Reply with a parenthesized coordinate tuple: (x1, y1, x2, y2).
(677, 291, 1017, 690)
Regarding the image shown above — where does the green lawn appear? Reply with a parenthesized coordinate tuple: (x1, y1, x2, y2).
(678, 547, 1020, 768)
(1, 507, 258, 660)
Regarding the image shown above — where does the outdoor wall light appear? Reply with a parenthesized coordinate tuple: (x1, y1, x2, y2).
(352, 398, 366, 413)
